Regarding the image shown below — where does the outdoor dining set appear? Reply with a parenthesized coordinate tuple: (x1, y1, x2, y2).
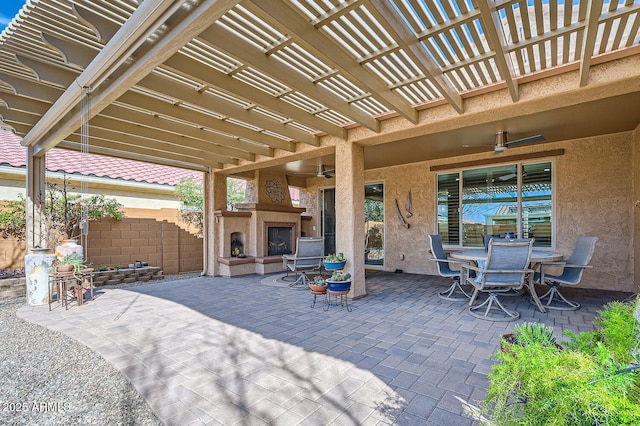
(279, 232, 598, 320)
(428, 234, 598, 321)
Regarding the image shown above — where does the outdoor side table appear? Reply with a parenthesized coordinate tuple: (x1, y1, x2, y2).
(49, 273, 72, 311)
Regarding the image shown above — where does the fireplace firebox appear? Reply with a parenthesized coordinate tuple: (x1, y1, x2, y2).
(264, 222, 296, 256)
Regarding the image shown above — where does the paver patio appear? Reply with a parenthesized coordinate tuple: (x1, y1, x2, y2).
(17, 272, 633, 425)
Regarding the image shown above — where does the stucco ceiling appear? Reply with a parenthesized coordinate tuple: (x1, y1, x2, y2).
(0, 0, 638, 181)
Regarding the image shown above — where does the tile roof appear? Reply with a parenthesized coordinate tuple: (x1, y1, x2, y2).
(0, 130, 201, 186)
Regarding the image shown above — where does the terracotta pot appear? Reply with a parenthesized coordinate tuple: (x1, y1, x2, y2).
(308, 283, 327, 293)
(56, 264, 74, 274)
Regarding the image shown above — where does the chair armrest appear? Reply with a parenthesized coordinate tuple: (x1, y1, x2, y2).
(539, 261, 566, 266)
(482, 268, 535, 274)
(431, 257, 468, 266)
(460, 263, 482, 273)
(563, 264, 593, 269)
(292, 256, 325, 261)
(464, 265, 534, 275)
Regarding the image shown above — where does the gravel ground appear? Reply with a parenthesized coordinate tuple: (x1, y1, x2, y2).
(0, 272, 201, 426)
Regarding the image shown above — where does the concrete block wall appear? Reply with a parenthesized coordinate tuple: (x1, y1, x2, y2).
(0, 239, 26, 270)
(87, 217, 202, 274)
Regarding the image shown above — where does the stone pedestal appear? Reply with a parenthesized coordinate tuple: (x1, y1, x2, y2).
(25, 249, 56, 306)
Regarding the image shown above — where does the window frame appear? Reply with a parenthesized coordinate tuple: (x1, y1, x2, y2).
(435, 159, 556, 249)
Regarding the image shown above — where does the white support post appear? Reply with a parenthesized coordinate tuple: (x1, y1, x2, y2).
(25, 147, 47, 250)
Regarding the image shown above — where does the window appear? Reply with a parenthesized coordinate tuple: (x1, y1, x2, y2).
(437, 162, 552, 247)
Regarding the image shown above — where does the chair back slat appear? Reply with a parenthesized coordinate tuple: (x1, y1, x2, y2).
(293, 237, 324, 267)
(482, 240, 533, 285)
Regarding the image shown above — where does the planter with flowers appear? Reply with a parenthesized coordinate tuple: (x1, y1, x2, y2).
(323, 253, 346, 271)
(324, 270, 352, 312)
(326, 270, 352, 292)
(309, 277, 327, 294)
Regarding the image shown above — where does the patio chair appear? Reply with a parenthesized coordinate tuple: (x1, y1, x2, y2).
(535, 236, 597, 310)
(462, 239, 534, 321)
(428, 234, 472, 301)
(283, 237, 325, 287)
(483, 234, 504, 250)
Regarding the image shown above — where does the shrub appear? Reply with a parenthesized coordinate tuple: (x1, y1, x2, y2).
(485, 297, 640, 425)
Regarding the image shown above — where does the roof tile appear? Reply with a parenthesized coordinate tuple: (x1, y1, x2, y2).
(0, 130, 201, 186)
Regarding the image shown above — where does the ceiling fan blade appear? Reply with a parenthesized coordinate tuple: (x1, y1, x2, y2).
(505, 134, 545, 147)
(317, 164, 335, 178)
(498, 173, 517, 181)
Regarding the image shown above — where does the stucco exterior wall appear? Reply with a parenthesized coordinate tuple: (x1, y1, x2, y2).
(633, 125, 640, 293)
(299, 132, 637, 292)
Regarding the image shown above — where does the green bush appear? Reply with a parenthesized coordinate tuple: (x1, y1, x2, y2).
(484, 297, 640, 425)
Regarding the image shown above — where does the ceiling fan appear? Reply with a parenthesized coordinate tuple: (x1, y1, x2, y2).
(493, 131, 545, 154)
(317, 164, 335, 178)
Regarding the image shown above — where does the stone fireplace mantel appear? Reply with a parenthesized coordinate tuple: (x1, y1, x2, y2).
(235, 203, 306, 214)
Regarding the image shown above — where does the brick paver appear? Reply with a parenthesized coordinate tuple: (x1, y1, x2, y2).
(18, 272, 632, 425)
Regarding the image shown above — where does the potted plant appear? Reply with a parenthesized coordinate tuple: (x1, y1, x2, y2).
(485, 299, 640, 425)
(326, 270, 351, 292)
(324, 253, 346, 270)
(57, 252, 86, 276)
(500, 322, 562, 352)
(309, 277, 327, 293)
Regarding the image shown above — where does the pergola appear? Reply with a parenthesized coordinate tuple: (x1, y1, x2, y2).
(1, 0, 639, 296)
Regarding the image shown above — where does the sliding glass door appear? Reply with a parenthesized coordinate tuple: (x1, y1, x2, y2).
(365, 183, 384, 267)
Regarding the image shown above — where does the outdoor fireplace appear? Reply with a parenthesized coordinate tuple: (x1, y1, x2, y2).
(265, 222, 296, 256)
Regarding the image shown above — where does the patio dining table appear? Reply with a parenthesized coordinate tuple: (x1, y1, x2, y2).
(450, 249, 563, 313)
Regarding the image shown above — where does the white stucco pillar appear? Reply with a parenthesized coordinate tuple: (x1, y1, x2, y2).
(335, 139, 366, 298)
(202, 171, 227, 276)
(25, 147, 47, 250)
(25, 147, 55, 306)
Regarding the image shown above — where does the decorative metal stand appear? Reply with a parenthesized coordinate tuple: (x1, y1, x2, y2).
(324, 289, 351, 312)
(310, 290, 326, 308)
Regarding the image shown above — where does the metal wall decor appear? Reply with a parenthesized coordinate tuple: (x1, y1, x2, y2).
(395, 190, 413, 228)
